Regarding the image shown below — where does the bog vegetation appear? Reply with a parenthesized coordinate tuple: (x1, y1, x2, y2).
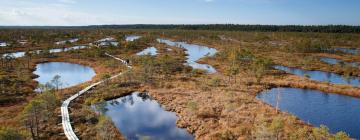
(0, 27, 359, 140)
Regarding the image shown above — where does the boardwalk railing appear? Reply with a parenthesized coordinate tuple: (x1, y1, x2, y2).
(61, 53, 131, 140)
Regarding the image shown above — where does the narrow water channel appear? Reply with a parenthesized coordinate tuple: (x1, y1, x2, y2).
(157, 39, 217, 73)
(320, 57, 359, 67)
(2, 45, 89, 58)
(274, 65, 360, 87)
(257, 88, 360, 139)
(55, 38, 79, 45)
(93, 92, 194, 140)
(334, 48, 360, 54)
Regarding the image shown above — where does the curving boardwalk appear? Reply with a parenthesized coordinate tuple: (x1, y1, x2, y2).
(61, 53, 132, 140)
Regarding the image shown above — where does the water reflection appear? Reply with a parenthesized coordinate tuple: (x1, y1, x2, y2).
(0, 41, 8, 47)
(94, 92, 194, 140)
(274, 65, 360, 87)
(126, 35, 142, 42)
(157, 39, 217, 73)
(34, 62, 96, 89)
(137, 47, 158, 56)
(257, 88, 360, 139)
(320, 57, 359, 67)
(2, 45, 89, 58)
(334, 48, 360, 54)
(95, 37, 119, 47)
(55, 38, 79, 45)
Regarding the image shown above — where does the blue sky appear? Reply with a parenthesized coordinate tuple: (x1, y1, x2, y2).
(0, 0, 359, 26)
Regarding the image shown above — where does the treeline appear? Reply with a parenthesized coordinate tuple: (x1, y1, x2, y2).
(87, 24, 360, 33)
(1, 24, 360, 33)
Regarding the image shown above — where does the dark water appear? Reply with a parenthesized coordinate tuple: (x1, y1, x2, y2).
(157, 39, 217, 73)
(2, 45, 89, 58)
(274, 65, 360, 87)
(257, 88, 360, 139)
(94, 92, 194, 140)
(137, 47, 158, 56)
(320, 57, 359, 67)
(34, 62, 96, 89)
(126, 35, 142, 42)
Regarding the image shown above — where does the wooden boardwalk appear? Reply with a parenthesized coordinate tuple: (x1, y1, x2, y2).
(61, 53, 131, 140)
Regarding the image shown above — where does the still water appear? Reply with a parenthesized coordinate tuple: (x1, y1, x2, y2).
(2, 45, 88, 58)
(157, 39, 217, 73)
(94, 92, 194, 140)
(257, 88, 360, 139)
(320, 57, 359, 67)
(34, 62, 96, 89)
(274, 65, 360, 87)
(137, 47, 158, 56)
(126, 35, 142, 42)
(334, 48, 360, 54)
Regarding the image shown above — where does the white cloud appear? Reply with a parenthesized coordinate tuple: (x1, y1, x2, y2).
(0, 2, 220, 26)
(58, 0, 77, 4)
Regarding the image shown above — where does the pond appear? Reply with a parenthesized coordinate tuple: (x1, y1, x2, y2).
(95, 37, 119, 47)
(2, 51, 26, 58)
(96, 37, 115, 42)
(2, 45, 89, 58)
(55, 38, 79, 45)
(0, 42, 7, 47)
(93, 92, 194, 140)
(137, 47, 158, 56)
(320, 57, 359, 67)
(157, 39, 218, 73)
(126, 35, 142, 42)
(274, 65, 360, 87)
(33, 62, 96, 89)
(257, 88, 360, 139)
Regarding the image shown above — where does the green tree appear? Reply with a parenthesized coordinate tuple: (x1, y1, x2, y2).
(20, 91, 58, 140)
(251, 57, 273, 83)
(38, 91, 58, 121)
(21, 100, 45, 140)
(24, 50, 34, 69)
(139, 55, 156, 83)
(226, 65, 240, 85)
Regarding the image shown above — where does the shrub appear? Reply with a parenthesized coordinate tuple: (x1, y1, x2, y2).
(209, 77, 221, 87)
(312, 125, 330, 140)
(269, 117, 284, 139)
(251, 57, 273, 83)
(332, 131, 350, 140)
(0, 127, 25, 140)
(187, 101, 198, 112)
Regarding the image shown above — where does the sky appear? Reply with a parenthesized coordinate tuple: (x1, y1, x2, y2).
(0, 0, 359, 26)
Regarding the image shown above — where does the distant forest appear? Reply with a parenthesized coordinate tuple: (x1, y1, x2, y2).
(1, 24, 360, 33)
(87, 24, 360, 33)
